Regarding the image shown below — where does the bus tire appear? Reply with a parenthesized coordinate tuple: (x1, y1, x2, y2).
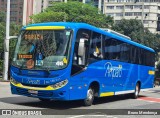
(133, 83, 140, 99)
(84, 87, 94, 106)
(39, 98, 51, 102)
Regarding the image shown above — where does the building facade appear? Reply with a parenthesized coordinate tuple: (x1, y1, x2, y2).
(104, 0, 160, 33)
(23, 0, 65, 25)
(23, 0, 104, 25)
(0, 0, 24, 24)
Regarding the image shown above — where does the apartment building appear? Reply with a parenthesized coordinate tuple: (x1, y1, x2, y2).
(104, 0, 160, 33)
(0, 0, 24, 24)
(23, 0, 68, 25)
(23, 0, 104, 25)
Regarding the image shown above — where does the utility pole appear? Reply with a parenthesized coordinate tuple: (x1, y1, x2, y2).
(3, 0, 11, 81)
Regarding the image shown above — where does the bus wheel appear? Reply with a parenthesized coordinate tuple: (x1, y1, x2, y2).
(39, 98, 51, 102)
(84, 87, 94, 106)
(133, 83, 140, 99)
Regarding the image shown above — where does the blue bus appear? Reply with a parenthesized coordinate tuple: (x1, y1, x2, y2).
(10, 22, 155, 106)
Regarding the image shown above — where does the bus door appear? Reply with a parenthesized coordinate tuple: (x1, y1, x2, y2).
(70, 29, 91, 100)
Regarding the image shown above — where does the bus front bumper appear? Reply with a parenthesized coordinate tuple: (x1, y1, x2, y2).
(10, 82, 69, 100)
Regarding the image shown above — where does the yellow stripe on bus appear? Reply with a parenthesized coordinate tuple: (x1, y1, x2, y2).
(100, 92, 114, 97)
(148, 70, 155, 75)
(26, 26, 65, 30)
(11, 81, 62, 91)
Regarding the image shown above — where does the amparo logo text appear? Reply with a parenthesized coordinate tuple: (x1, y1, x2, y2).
(104, 62, 122, 78)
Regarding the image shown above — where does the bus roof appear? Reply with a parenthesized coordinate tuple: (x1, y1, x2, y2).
(23, 22, 155, 53)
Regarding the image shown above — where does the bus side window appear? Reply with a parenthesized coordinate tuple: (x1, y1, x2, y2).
(120, 43, 130, 62)
(104, 37, 110, 60)
(105, 38, 121, 61)
(89, 32, 102, 63)
(146, 51, 155, 66)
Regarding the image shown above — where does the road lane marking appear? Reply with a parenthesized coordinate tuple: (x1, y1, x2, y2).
(144, 90, 160, 93)
(67, 115, 85, 118)
(138, 96, 160, 103)
(67, 115, 117, 118)
(67, 114, 117, 118)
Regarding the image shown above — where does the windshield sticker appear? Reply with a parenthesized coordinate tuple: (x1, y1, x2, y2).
(25, 34, 43, 40)
(63, 57, 68, 64)
(18, 54, 32, 59)
(104, 62, 122, 78)
(26, 59, 34, 69)
(56, 61, 64, 66)
(35, 53, 43, 66)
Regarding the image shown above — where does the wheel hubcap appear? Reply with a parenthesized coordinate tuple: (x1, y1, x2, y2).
(135, 85, 139, 96)
(87, 89, 93, 100)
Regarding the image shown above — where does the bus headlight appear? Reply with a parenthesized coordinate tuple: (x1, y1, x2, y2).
(51, 79, 68, 89)
(10, 77, 19, 85)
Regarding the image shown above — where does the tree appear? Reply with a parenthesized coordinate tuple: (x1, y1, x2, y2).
(0, 12, 6, 22)
(31, 1, 113, 28)
(0, 11, 21, 72)
(112, 19, 160, 50)
(112, 19, 144, 43)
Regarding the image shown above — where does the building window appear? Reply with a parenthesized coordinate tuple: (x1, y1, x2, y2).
(107, 6, 114, 9)
(108, 0, 118, 2)
(10, 0, 16, 3)
(125, 5, 133, 9)
(117, 0, 129, 2)
(116, 6, 124, 9)
(10, 11, 17, 16)
(116, 13, 123, 16)
(134, 12, 142, 16)
(19, 19, 22, 23)
(134, 5, 142, 9)
(125, 12, 133, 16)
(144, 5, 150, 9)
(107, 13, 114, 17)
(143, 20, 149, 24)
(10, 17, 17, 22)
(126, 0, 135, 2)
(11, 4, 17, 8)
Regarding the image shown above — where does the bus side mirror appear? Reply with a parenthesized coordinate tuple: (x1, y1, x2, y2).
(4, 36, 18, 52)
(78, 38, 88, 65)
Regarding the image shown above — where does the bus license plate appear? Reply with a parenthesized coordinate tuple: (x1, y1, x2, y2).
(28, 90, 38, 94)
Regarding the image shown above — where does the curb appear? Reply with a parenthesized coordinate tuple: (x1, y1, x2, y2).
(0, 79, 10, 82)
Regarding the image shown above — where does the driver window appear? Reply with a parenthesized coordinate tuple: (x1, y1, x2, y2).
(71, 29, 91, 75)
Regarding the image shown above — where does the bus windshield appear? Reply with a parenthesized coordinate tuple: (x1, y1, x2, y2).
(12, 29, 72, 70)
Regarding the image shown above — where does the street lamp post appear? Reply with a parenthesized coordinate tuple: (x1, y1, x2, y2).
(3, 0, 11, 81)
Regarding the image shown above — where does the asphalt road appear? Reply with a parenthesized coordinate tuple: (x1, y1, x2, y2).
(0, 82, 159, 118)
